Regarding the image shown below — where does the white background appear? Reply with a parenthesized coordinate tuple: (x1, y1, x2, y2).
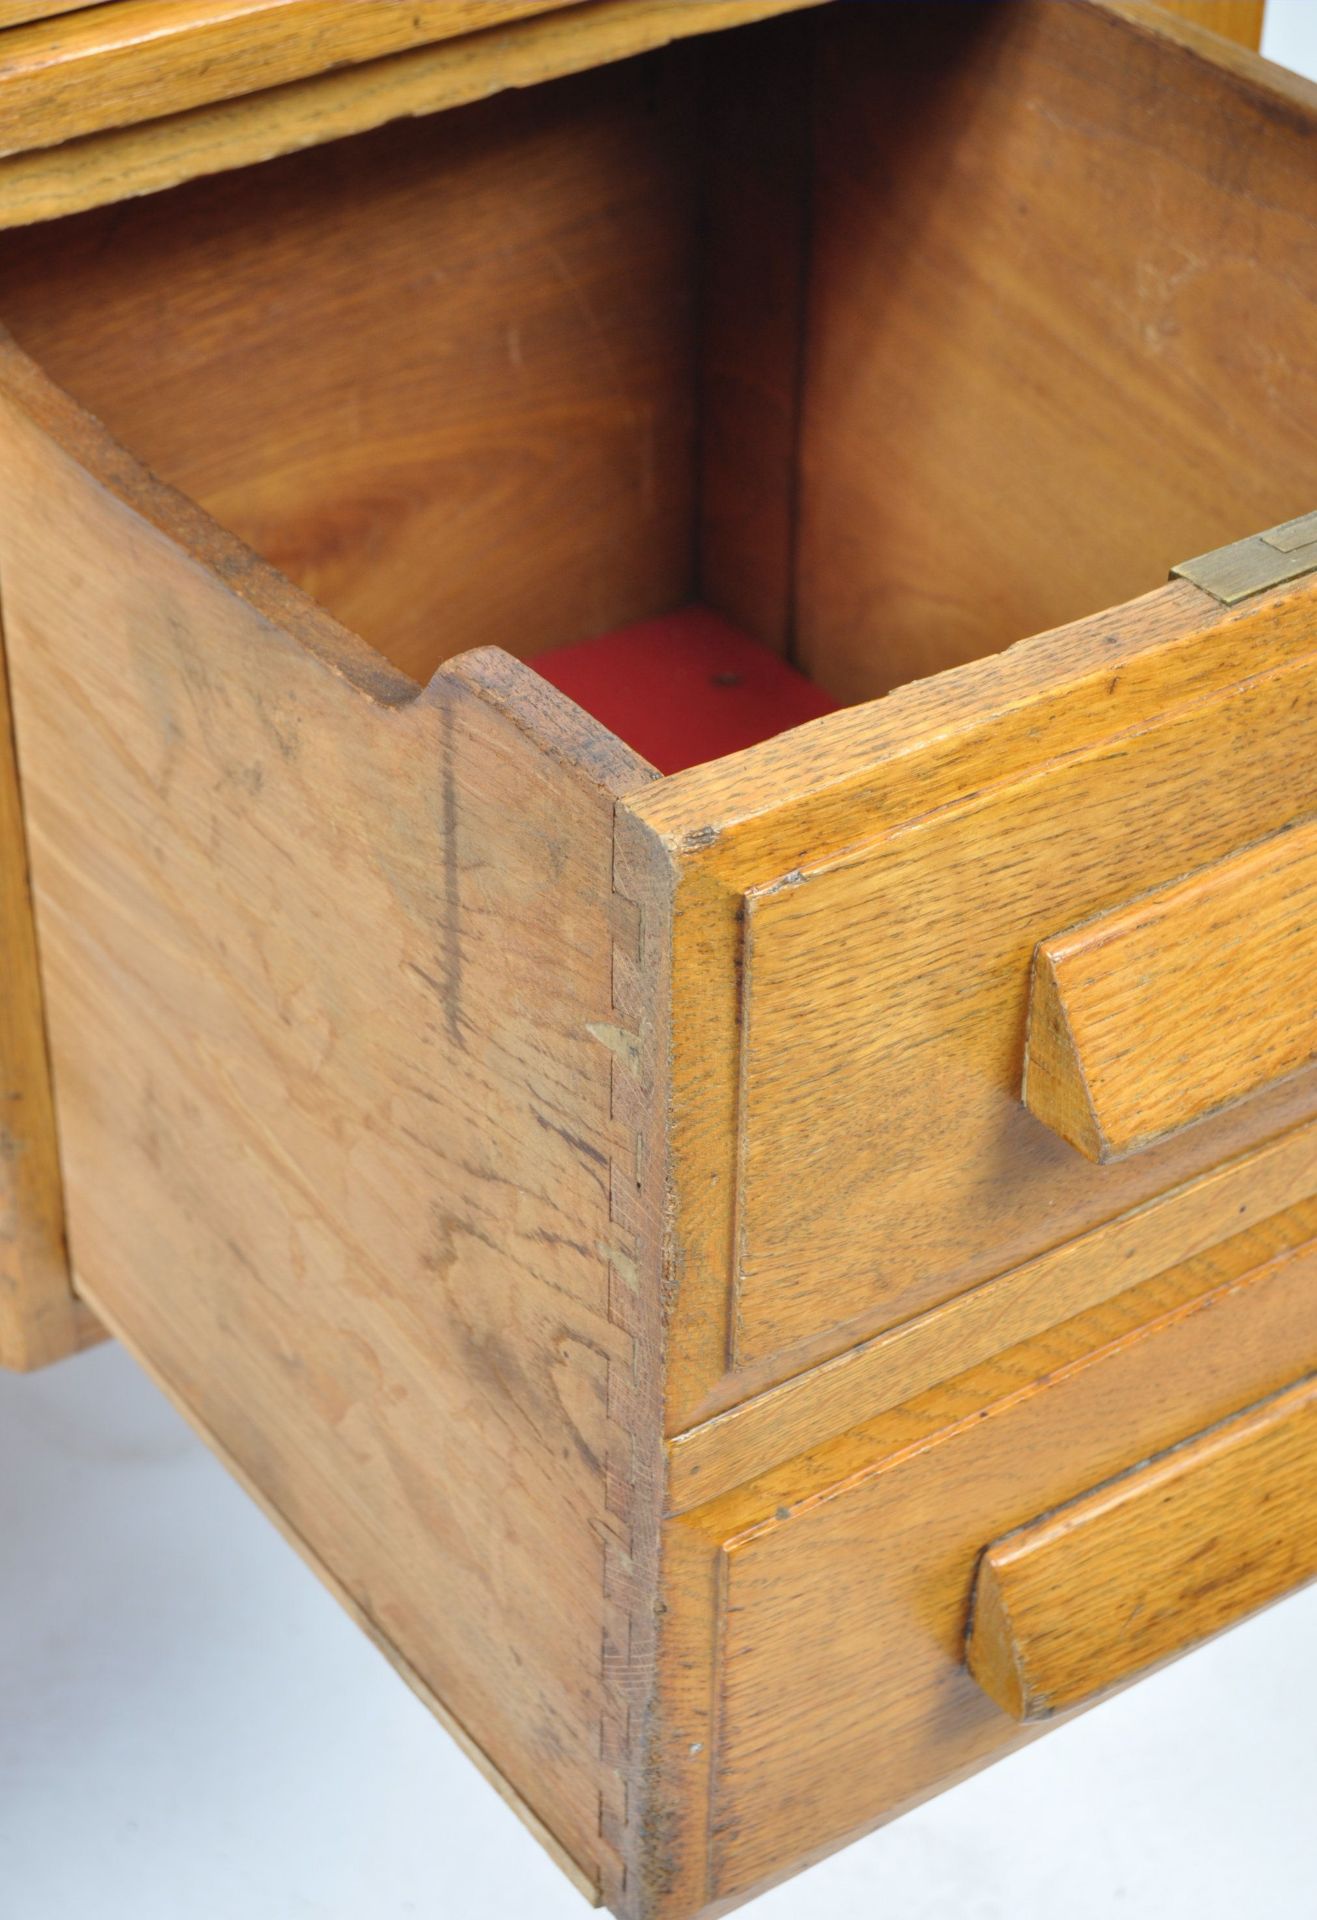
(4, 5, 1317, 1917)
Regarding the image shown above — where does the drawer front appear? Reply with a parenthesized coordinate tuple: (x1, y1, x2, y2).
(655, 1211, 1317, 1914)
(735, 654, 1317, 1360)
(734, 664, 1317, 1363)
(629, 568, 1317, 1425)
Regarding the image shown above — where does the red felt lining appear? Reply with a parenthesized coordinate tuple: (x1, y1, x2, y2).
(532, 604, 839, 775)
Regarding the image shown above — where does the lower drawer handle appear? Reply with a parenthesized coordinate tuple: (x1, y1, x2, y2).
(965, 1374, 1317, 1722)
(1022, 817, 1317, 1162)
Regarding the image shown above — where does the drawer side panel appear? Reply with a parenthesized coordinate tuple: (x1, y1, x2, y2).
(0, 342, 670, 1907)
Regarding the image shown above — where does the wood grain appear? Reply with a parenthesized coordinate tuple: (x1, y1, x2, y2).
(0, 334, 668, 1908)
(3, 5, 1313, 1907)
(0, 583, 97, 1369)
(626, 574, 1317, 1426)
(666, 1116, 1317, 1508)
(1025, 819, 1317, 1162)
(792, 0, 1317, 703)
(730, 665, 1317, 1363)
(0, 0, 578, 157)
(695, 13, 813, 653)
(0, 0, 827, 228)
(654, 1212, 1317, 1913)
(0, 61, 698, 686)
(0, 2, 117, 25)
(725, 651, 1317, 1351)
(967, 1372, 1317, 1722)
(79, 1280, 602, 1906)
(629, 574, 1317, 1428)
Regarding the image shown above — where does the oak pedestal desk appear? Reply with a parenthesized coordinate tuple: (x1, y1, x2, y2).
(1, 1, 1316, 1914)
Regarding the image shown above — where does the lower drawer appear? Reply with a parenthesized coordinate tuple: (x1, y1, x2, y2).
(654, 1204, 1317, 1915)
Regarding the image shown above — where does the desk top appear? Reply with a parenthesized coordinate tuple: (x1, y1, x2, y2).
(0, 0, 1264, 230)
(0, 0, 824, 227)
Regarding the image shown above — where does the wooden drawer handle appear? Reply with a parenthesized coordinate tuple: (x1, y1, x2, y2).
(1022, 818, 1317, 1161)
(966, 1374, 1317, 1723)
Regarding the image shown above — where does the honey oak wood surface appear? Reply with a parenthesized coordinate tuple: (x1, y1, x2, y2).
(0, 0, 579, 157)
(0, 0, 1262, 166)
(0, 0, 826, 228)
(653, 1211, 1317, 1914)
(1, 7, 1312, 1911)
(1153, 0, 1265, 46)
(0, 2, 116, 24)
(730, 659, 1317, 1364)
(0, 335, 669, 1909)
(1025, 819, 1317, 1162)
(0, 595, 97, 1370)
(82, 1282, 602, 1907)
(790, 1, 1317, 704)
(626, 573, 1317, 1429)
(0, 63, 698, 686)
(967, 1372, 1317, 1722)
(665, 1115, 1317, 1509)
(629, 582, 1221, 850)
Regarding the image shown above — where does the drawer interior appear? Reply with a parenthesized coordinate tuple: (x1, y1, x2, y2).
(0, 1, 1312, 772)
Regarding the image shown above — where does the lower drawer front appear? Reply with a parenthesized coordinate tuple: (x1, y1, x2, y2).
(660, 1212, 1317, 1913)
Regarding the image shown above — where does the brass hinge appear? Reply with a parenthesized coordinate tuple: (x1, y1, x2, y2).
(1172, 509, 1317, 606)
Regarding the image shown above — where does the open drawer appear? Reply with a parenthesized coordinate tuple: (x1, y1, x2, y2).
(1, 3, 1316, 1916)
